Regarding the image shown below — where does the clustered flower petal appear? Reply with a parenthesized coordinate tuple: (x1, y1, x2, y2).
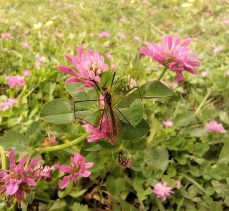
(98, 31, 110, 38)
(163, 119, 173, 127)
(0, 98, 18, 111)
(140, 35, 200, 82)
(152, 181, 174, 201)
(205, 120, 226, 133)
(5, 76, 25, 89)
(0, 149, 51, 203)
(82, 117, 115, 144)
(58, 48, 108, 89)
(55, 153, 93, 189)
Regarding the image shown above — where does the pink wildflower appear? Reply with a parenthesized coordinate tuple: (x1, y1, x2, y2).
(42, 135, 57, 147)
(83, 117, 115, 144)
(22, 70, 31, 77)
(223, 19, 229, 25)
(140, 35, 200, 82)
(117, 32, 126, 40)
(127, 75, 137, 89)
(205, 120, 225, 133)
(58, 48, 108, 89)
(98, 31, 110, 38)
(152, 181, 174, 201)
(0, 149, 42, 203)
(163, 119, 173, 127)
(111, 63, 117, 69)
(0, 98, 18, 111)
(226, 70, 229, 76)
(55, 153, 93, 189)
(35, 55, 45, 69)
(201, 71, 209, 77)
(103, 41, 110, 48)
(21, 42, 30, 49)
(167, 81, 178, 89)
(133, 36, 141, 42)
(36, 166, 52, 179)
(1, 33, 12, 39)
(213, 46, 223, 54)
(6, 76, 25, 89)
(106, 52, 113, 61)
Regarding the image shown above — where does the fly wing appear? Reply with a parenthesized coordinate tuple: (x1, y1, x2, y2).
(100, 102, 120, 144)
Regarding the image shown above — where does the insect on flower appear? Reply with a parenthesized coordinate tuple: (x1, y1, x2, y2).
(74, 72, 132, 144)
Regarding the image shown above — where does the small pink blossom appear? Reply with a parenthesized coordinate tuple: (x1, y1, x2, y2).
(133, 36, 141, 42)
(6, 76, 25, 89)
(55, 153, 93, 189)
(0, 98, 18, 111)
(35, 55, 45, 69)
(83, 117, 115, 144)
(140, 35, 200, 83)
(223, 19, 229, 25)
(98, 31, 110, 38)
(119, 17, 128, 23)
(103, 41, 110, 48)
(0, 149, 42, 203)
(111, 64, 117, 69)
(36, 166, 52, 179)
(163, 119, 173, 127)
(1, 33, 12, 39)
(152, 181, 174, 201)
(205, 120, 225, 133)
(213, 46, 223, 53)
(58, 48, 108, 89)
(106, 52, 113, 61)
(117, 32, 126, 40)
(21, 42, 30, 49)
(127, 75, 137, 89)
(226, 70, 229, 76)
(201, 71, 209, 77)
(22, 70, 31, 77)
(167, 81, 178, 89)
(42, 135, 57, 147)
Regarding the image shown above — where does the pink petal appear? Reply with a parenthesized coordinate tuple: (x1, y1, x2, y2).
(22, 178, 36, 186)
(58, 65, 76, 76)
(6, 180, 20, 195)
(59, 175, 72, 189)
(66, 77, 81, 83)
(55, 164, 72, 172)
(80, 170, 91, 177)
(85, 162, 94, 168)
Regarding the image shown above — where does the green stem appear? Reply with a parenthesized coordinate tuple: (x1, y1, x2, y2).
(156, 198, 166, 211)
(195, 89, 211, 115)
(158, 66, 168, 81)
(183, 175, 206, 194)
(0, 147, 6, 170)
(36, 133, 89, 153)
(208, 140, 225, 145)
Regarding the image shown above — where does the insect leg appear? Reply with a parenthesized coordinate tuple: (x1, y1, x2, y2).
(115, 106, 131, 125)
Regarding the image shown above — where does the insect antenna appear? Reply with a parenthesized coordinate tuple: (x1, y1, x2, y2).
(110, 72, 116, 91)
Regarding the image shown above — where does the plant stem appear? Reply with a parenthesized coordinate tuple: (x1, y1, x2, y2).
(183, 175, 206, 194)
(195, 89, 211, 115)
(158, 66, 168, 81)
(36, 133, 89, 153)
(0, 146, 6, 170)
(156, 198, 166, 211)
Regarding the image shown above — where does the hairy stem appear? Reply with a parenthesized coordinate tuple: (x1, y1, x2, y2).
(158, 66, 168, 81)
(36, 133, 89, 153)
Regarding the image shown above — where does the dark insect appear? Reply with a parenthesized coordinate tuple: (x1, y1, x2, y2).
(0, 84, 9, 95)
